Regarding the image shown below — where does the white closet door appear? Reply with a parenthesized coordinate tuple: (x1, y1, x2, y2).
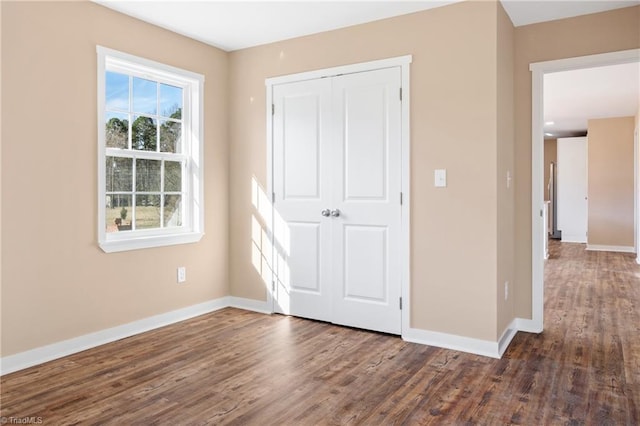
(272, 78, 333, 322)
(557, 136, 588, 243)
(331, 68, 402, 334)
(272, 67, 402, 335)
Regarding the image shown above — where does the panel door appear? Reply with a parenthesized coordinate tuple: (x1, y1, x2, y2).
(272, 67, 402, 335)
(272, 78, 333, 322)
(331, 68, 402, 334)
(557, 137, 588, 243)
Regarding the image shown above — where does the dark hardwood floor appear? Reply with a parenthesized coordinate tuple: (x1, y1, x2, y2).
(1, 240, 639, 424)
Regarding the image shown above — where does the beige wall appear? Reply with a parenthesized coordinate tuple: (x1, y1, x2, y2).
(229, 0, 512, 341)
(496, 2, 516, 336)
(544, 139, 557, 201)
(1, 2, 229, 356)
(514, 6, 640, 318)
(6, 1, 635, 358)
(587, 117, 635, 247)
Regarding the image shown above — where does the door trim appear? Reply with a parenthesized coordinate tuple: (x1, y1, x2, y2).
(529, 48, 640, 333)
(265, 55, 412, 334)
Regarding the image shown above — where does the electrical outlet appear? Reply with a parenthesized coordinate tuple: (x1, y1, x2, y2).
(504, 281, 509, 301)
(177, 267, 186, 283)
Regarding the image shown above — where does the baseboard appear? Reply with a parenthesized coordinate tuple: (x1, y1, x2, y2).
(0, 298, 540, 375)
(402, 327, 502, 359)
(0, 297, 231, 376)
(515, 317, 543, 333)
(561, 235, 586, 244)
(586, 244, 635, 253)
(497, 320, 518, 357)
(228, 296, 272, 314)
(402, 316, 546, 359)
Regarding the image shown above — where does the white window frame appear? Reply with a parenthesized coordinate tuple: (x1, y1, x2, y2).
(97, 46, 204, 253)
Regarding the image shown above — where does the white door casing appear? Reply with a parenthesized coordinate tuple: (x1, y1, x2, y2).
(530, 49, 640, 333)
(271, 66, 403, 334)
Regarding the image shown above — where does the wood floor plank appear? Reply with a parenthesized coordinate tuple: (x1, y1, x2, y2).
(2, 239, 639, 424)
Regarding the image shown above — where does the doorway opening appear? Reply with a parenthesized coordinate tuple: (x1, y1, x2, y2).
(530, 48, 640, 331)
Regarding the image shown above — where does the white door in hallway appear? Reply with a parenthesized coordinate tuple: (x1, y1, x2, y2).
(557, 136, 588, 243)
(272, 67, 402, 334)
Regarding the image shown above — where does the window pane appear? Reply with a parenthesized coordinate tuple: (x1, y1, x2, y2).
(164, 194, 182, 227)
(135, 195, 160, 229)
(106, 157, 132, 192)
(133, 77, 157, 115)
(160, 84, 182, 119)
(136, 159, 161, 192)
(164, 161, 182, 192)
(160, 120, 181, 153)
(105, 112, 129, 149)
(106, 71, 129, 111)
(106, 195, 132, 233)
(132, 116, 157, 151)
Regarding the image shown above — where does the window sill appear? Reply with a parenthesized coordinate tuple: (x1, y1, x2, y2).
(99, 231, 203, 253)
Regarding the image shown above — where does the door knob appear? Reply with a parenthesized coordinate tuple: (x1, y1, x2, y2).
(331, 209, 341, 217)
(321, 209, 331, 217)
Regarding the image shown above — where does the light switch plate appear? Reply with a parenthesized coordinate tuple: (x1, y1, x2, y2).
(177, 266, 186, 283)
(435, 169, 447, 187)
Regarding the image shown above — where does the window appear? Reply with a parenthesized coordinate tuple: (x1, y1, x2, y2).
(97, 46, 204, 252)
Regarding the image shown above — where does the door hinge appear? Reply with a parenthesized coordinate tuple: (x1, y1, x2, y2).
(399, 88, 403, 101)
(540, 209, 543, 217)
(272, 280, 275, 291)
(272, 104, 275, 115)
(400, 192, 403, 205)
(399, 297, 403, 310)
(272, 192, 276, 203)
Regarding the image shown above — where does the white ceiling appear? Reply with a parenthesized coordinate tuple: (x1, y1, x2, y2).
(94, 1, 463, 52)
(544, 62, 640, 138)
(501, 0, 639, 27)
(94, 0, 640, 52)
(94, 1, 640, 137)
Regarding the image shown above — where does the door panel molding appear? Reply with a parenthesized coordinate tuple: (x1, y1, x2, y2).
(343, 225, 388, 302)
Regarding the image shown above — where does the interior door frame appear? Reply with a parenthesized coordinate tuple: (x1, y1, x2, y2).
(530, 48, 640, 333)
(265, 55, 412, 334)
